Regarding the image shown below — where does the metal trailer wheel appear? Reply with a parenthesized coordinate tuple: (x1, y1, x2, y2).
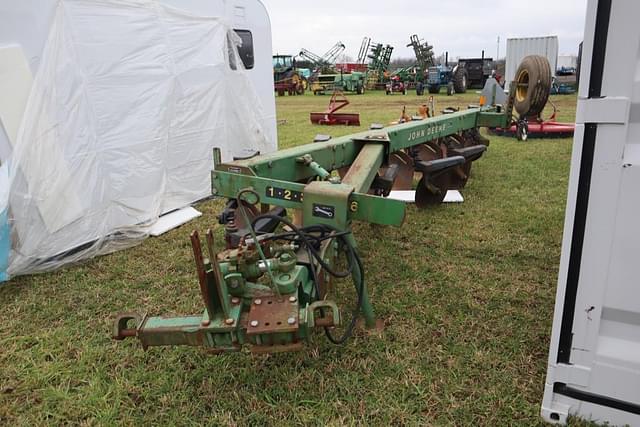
(516, 120, 529, 141)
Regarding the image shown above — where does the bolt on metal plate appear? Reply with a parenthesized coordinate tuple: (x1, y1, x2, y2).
(246, 296, 299, 336)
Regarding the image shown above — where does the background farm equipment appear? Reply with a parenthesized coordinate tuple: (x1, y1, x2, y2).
(408, 34, 435, 72)
(365, 41, 394, 89)
(311, 71, 366, 95)
(273, 55, 306, 96)
(404, 34, 435, 93)
(336, 63, 369, 73)
(555, 66, 576, 76)
(491, 55, 575, 140)
(550, 76, 576, 95)
(457, 52, 494, 89)
(491, 101, 575, 140)
(309, 91, 360, 126)
(425, 53, 467, 95)
(299, 41, 345, 75)
(385, 76, 407, 95)
(113, 57, 552, 355)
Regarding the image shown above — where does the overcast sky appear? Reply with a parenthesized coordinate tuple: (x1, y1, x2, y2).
(262, 0, 588, 61)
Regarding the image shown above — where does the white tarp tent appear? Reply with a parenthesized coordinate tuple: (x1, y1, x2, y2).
(1, 0, 275, 277)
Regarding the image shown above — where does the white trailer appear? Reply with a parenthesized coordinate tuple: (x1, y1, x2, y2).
(0, 0, 277, 278)
(0, 0, 277, 162)
(542, 0, 640, 424)
(505, 36, 558, 92)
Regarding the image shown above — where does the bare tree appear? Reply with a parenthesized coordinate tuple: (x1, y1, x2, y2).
(389, 57, 416, 69)
(336, 53, 355, 63)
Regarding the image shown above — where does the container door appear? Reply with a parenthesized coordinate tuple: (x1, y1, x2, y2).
(542, 0, 640, 424)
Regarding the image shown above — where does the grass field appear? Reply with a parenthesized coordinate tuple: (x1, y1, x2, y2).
(0, 90, 590, 426)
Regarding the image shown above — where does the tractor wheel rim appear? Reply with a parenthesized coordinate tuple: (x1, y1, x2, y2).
(516, 69, 529, 102)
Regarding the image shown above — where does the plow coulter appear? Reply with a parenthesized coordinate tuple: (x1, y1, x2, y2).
(113, 57, 553, 355)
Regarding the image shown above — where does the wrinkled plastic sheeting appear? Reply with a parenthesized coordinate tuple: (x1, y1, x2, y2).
(3, 0, 274, 278)
(0, 164, 8, 282)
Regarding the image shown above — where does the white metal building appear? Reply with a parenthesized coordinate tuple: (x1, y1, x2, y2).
(505, 36, 558, 91)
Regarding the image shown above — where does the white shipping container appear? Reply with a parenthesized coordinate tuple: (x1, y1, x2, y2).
(541, 0, 640, 424)
(505, 36, 559, 91)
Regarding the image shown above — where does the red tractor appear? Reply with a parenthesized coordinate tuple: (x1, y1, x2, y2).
(385, 76, 407, 95)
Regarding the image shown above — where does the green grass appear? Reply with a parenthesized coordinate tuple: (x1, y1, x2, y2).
(0, 90, 594, 426)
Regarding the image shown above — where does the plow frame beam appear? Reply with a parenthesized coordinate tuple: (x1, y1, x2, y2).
(214, 107, 509, 222)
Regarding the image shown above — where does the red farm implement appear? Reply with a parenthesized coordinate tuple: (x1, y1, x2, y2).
(309, 91, 360, 126)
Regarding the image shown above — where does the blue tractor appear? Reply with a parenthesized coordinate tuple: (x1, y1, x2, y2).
(425, 53, 467, 95)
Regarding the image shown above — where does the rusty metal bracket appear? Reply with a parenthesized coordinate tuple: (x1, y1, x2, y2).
(112, 312, 146, 340)
(307, 300, 341, 328)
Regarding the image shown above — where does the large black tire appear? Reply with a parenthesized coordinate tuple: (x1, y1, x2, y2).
(428, 85, 440, 94)
(513, 55, 552, 117)
(453, 66, 467, 93)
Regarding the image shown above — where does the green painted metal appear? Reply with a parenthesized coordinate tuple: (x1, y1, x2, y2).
(312, 72, 366, 94)
(122, 241, 321, 352)
(212, 171, 306, 209)
(220, 107, 506, 183)
(115, 102, 513, 354)
(211, 170, 405, 227)
(477, 110, 511, 129)
(341, 144, 385, 193)
(303, 181, 352, 229)
(349, 192, 405, 226)
(385, 109, 479, 151)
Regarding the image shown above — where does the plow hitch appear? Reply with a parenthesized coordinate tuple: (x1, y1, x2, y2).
(114, 222, 346, 353)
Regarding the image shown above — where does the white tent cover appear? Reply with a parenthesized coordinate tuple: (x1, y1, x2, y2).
(2, 0, 274, 277)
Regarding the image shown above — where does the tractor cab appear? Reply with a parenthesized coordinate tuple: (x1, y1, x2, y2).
(273, 55, 294, 73)
(272, 55, 305, 96)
